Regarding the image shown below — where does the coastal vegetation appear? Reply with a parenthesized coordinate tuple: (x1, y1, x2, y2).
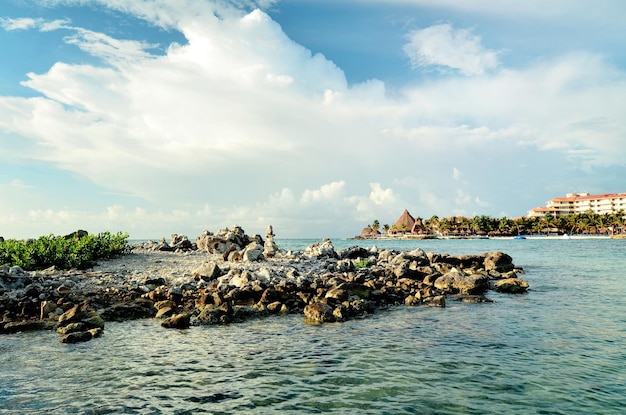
(0, 231, 130, 271)
(367, 210, 626, 237)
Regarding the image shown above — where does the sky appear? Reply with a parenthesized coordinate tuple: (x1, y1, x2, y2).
(1, 0, 625, 239)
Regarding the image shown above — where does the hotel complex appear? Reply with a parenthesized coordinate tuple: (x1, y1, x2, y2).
(528, 192, 626, 217)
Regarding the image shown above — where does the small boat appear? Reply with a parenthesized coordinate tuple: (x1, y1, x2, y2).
(562, 233, 571, 239)
(513, 236, 526, 240)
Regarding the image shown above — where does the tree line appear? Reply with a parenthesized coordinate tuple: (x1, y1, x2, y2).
(368, 210, 626, 237)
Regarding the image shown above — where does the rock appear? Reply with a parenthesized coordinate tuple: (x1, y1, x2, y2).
(58, 304, 85, 327)
(0, 267, 31, 290)
(305, 239, 338, 259)
(144, 277, 166, 287)
(266, 301, 283, 313)
(227, 251, 243, 263)
(195, 230, 214, 252)
(101, 298, 156, 321)
(263, 225, 279, 258)
(156, 238, 172, 251)
(303, 302, 336, 323)
(493, 278, 529, 293)
(170, 234, 193, 251)
(484, 252, 515, 273)
(60, 331, 93, 344)
(161, 313, 191, 329)
(155, 307, 174, 319)
(196, 303, 233, 325)
(325, 285, 348, 302)
(57, 322, 86, 335)
(64, 230, 88, 240)
(425, 295, 446, 307)
(243, 242, 264, 262)
(455, 295, 495, 303)
(40, 301, 57, 320)
(193, 263, 222, 281)
(82, 314, 105, 329)
(404, 294, 420, 306)
(89, 328, 103, 339)
(434, 269, 489, 295)
(339, 246, 371, 260)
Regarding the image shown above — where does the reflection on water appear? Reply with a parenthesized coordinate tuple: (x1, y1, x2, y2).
(1, 239, 625, 414)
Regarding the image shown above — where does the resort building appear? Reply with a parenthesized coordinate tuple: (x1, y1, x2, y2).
(528, 192, 626, 217)
(388, 209, 428, 235)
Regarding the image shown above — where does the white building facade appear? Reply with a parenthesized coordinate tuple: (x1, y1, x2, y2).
(528, 192, 626, 217)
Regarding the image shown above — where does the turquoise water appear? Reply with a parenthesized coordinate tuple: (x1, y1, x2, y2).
(1, 239, 625, 414)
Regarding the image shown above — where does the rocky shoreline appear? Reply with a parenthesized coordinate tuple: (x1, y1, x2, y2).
(0, 226, 529, 343)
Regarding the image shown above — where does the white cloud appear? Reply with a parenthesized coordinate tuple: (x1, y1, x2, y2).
(403, 24, 500, 75)
(369, 183, 396, 206)
(301, 181, 346, 204)
(0, 17, 71, 32)
(0, 0, 625, 238)
(0, 17, 39, 31)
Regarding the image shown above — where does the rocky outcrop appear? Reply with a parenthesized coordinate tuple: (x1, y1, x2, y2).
(304, 238, 338, 259)
(434, 269, 490, 295)
(56, 301, 105, 343)
(161, 313, 191, 329)
(492, 277, 529, 293)
(0, 225, 530, 342)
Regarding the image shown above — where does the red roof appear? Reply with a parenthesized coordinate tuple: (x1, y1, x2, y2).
(530, 206, 558, 212)
(552, 193, 626, 202)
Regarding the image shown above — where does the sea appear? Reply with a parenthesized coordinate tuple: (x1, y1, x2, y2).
(1, 237, 624, 414)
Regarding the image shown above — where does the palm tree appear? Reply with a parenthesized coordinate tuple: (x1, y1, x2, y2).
(498, 217, 514, 236)
(424, 215, 440, 234)
(383, 224, 390, 234)
(438, 217, 452, 235)
(371, 220, 380, 233)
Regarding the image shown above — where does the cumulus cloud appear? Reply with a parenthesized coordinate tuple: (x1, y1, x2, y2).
(0, 0, 625, 238)
(403, 24, 500, 75)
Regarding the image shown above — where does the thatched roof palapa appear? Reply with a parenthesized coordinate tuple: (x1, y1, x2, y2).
(391, 209, 415, 233)
(359, 226, 381, 238)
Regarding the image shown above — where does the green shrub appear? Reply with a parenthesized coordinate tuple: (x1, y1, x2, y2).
(0, 231, 130, 271)
(354, 259, 374, 269)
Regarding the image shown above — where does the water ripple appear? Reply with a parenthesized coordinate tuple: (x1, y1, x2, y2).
(1, 240, 625, 414)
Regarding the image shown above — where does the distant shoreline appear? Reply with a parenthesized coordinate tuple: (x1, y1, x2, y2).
(351, 234, 618, 241)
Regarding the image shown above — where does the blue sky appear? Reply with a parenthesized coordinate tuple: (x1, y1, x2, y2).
(1, 0, 625, 239)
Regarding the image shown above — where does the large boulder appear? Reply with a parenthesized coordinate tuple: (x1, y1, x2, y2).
(170, 234, 193, 251)
(303, 302, 336, 323)
(434, 269, 489, 295)
(193, 262, 222, 281)
(243, 242, 264, 262)
(161, 313, 191, 329)
(304, 238, 338, 259)
(493, 278, 529, 293)
(484, 252, 515, 273)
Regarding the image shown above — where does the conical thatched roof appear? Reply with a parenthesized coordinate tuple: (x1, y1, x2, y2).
(411, 217, 427, 234)
(360, 227, 374, 235)
(392, 209, 415, 232)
